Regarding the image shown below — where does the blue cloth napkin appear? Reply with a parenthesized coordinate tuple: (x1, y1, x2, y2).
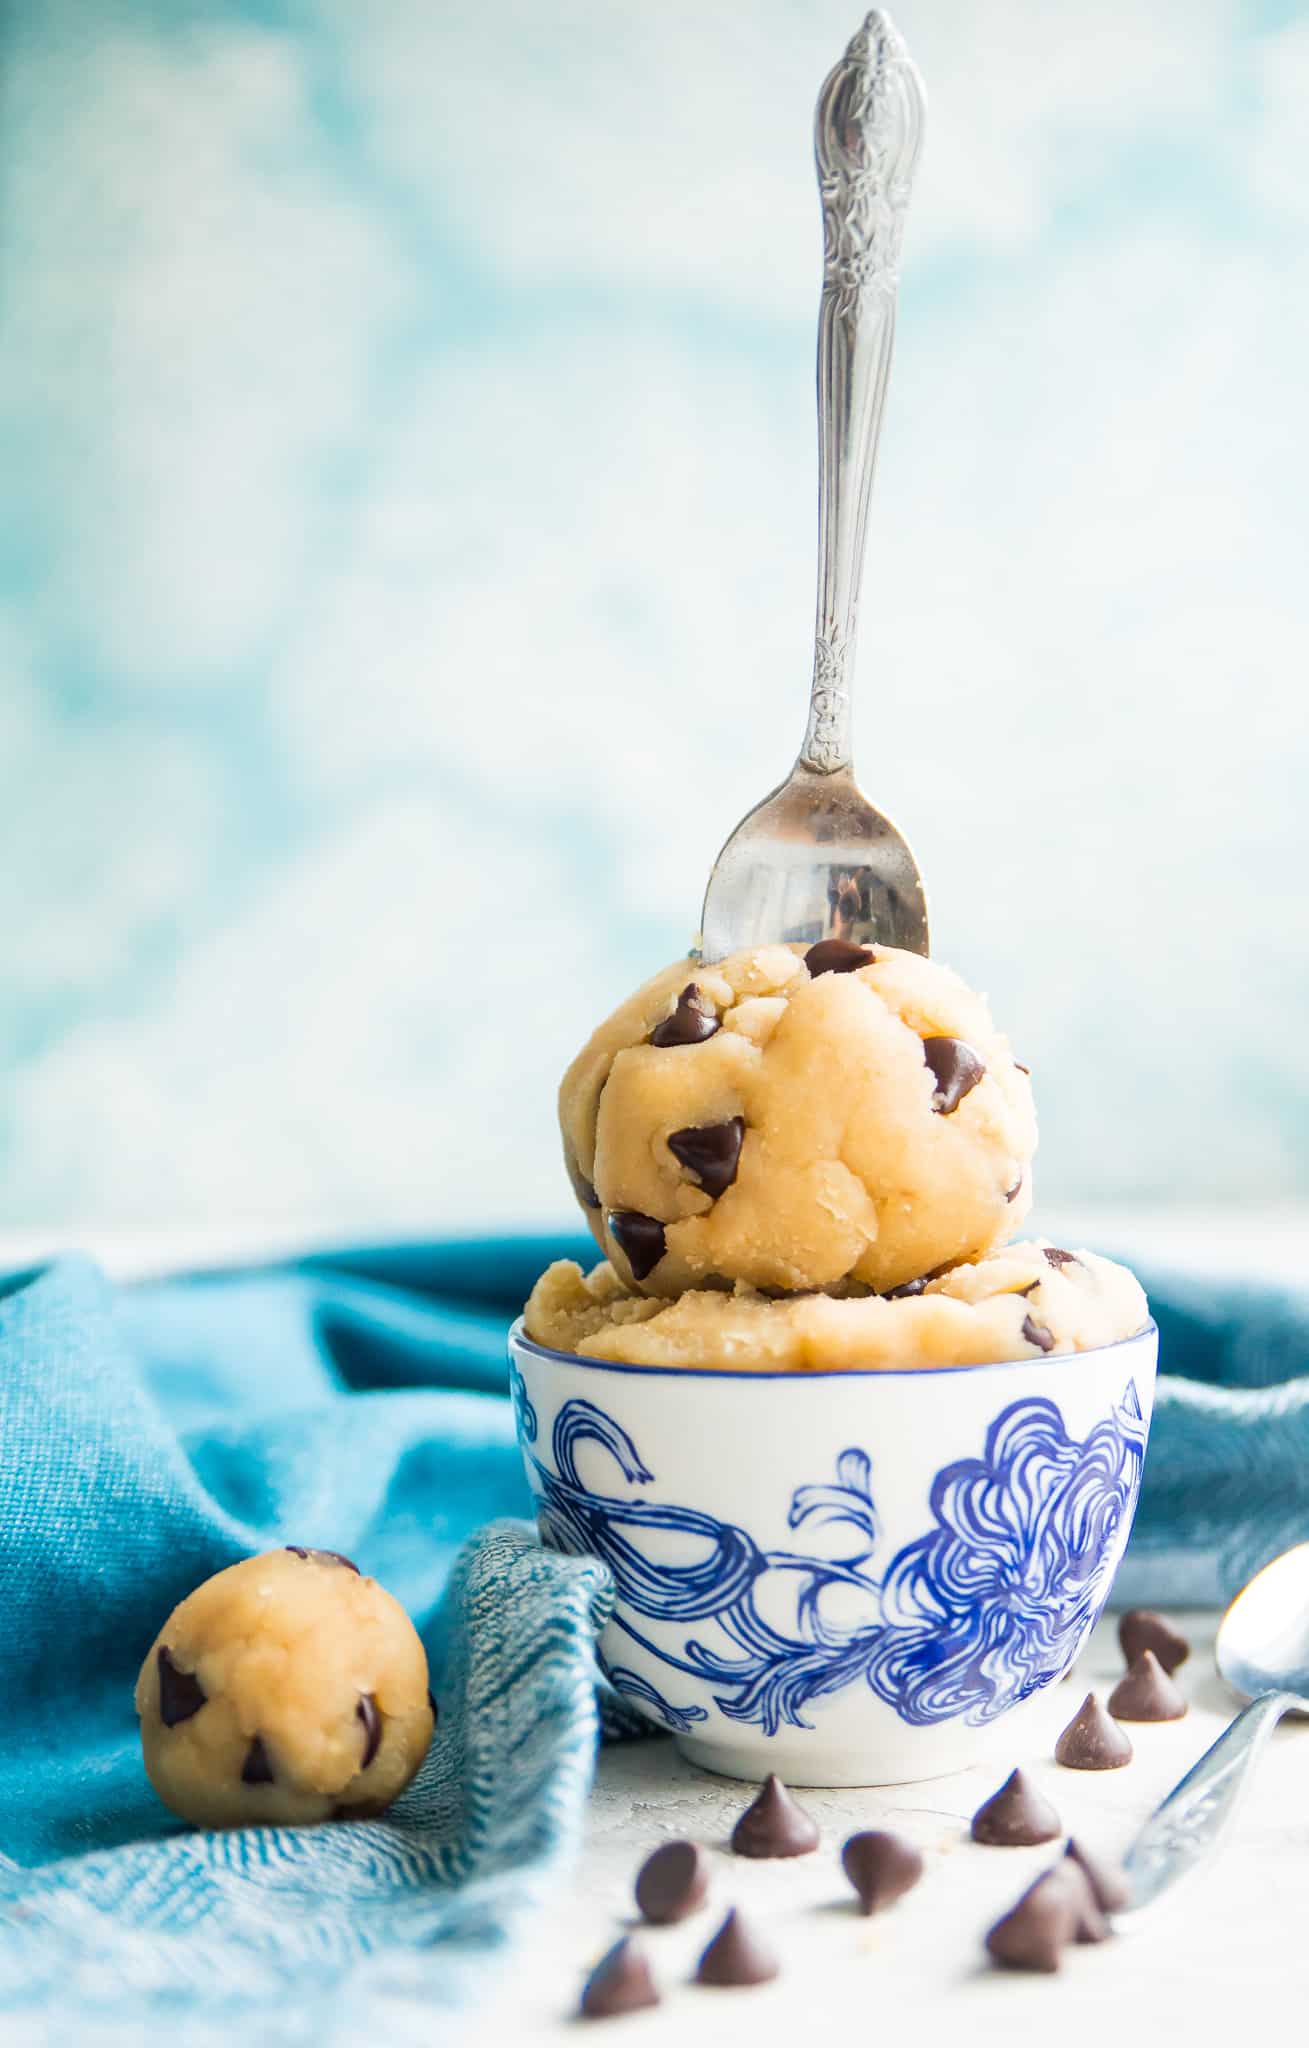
(1, 1234, 1307, 2043)
(0, 1238, 635, 2046)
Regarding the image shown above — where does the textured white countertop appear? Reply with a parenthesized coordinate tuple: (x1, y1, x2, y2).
(493, 1608, 1305, 2043)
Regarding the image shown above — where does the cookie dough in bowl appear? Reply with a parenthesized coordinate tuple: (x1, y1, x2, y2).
(136, 1547, 435, 1829)
(524, 1241, 1148, 1372)
(560, 941, 1037, 1299)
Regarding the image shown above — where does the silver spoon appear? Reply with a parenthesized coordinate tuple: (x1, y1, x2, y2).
(699, 10, 929, 965)
(1120, 1545, 1309, 1913)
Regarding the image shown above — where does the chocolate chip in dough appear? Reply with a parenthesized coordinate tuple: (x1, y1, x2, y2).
(970, 1768, 1061, 1846)
(922, 1036, 986, 1114)
(1054, 1692, 1133, 1770)
(1005, 1175, 1024, 1203)
(650, 984, 719, 1048)
(883, 1276, 927, 1299)
(285, 1547, 361, 1573)
(565, 1152, 602, 1210)
(357, 1693, 382, 1767)
(1107, 1649, 1188, 1723)
(1021, 1314, 1056, 1353)
(730, 1773, 819, 1859)
(240, 1736, 274, 1786)
(667, 1117, 745, 1200)
(608, 1211, 667, 1282)
(840, 1830, 924, 1913)
(579, 1938, 660, 2020)
(1042, 1248, 1081, 1271)
(695, 1908, 779, 1987)
(634, 1839, 711, 1925)
(156, 1646, 206, 1727)
(804, 939, 877, 976)
(1118, 1608, 1190, 1676)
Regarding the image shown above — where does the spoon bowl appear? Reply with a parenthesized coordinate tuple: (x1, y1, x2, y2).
(1215, 1541, 1309, 1704)
(699, 11, 929, 965)
(701, 766, 928, 962)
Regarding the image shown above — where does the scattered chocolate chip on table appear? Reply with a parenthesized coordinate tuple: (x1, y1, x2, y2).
(730, 1775, 820, 1859)
(970, 1768, 1062, 1845)
(1055, 1692, 1134, 1770)
(1108, 1649, 1189, 1722)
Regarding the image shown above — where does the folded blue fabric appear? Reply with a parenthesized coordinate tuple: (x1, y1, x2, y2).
(0, 1235, 1305, 2041)
(0, 1240, 631, 2045)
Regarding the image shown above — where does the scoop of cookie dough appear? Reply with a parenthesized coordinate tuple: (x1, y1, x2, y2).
(560, 941, 1037, 1298)
(524, 1242, 1147, 1372)
(136, 1547, 435, 1829)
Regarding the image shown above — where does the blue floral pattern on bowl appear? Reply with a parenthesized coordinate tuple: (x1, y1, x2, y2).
(515, 1374, 1146, 1734)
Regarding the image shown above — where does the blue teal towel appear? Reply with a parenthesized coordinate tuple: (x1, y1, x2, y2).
(0, 1236, 1306, 2041)
(0, 1240, 631, 2045)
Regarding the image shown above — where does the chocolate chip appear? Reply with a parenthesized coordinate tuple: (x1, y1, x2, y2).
(1107, 1649, 1188, 1723)
(285, 1547, 360, 1572)
(921, 1035, 986, 1114)
(1060, 1859, 1113, 1943)
(1118, 1609, 1190, 1676)
(986, 1871, 1079, 1972)
(579, 1938, 660, 2020)
(730, 1773, 819, 1858)
(694, 1908, 779, 1987)
(970, 1768, 1061, 1846)
(667, 1117, 745, 1200)
(1015, 1061, 1031, 1075)
(883, 1276, 927, 1299)
(841, 1830, 924, 1914)
(650, 984, 719, 1048)
(1065, 1838, 1130, 1914)
(357, 1693, 382, 1767)
(608, 1211, 667, 1282)
(566, 1152, 602, 1210)
(804, 938, 877, 976)
(1004, 1175, 1024, 1202)
(1018, 1281, 1039, 1298)
(634, 1839, 711, 1925)
(1054, 1692, 1133, 1770)
(156, 1646, 206, 1727)
(241, 1736, 274, 1786)
(1042, 1247, 1081, 1271)
(1021, 1314, 1055, 1353)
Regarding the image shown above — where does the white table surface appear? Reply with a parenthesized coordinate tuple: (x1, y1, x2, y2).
(493, 1608, 1305, 2042)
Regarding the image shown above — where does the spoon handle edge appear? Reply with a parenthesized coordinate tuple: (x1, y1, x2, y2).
(1120, 1689, 1297, 1915)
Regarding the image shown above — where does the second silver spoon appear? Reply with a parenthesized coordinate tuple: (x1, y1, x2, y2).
(1120, 1546, 1309, 1913)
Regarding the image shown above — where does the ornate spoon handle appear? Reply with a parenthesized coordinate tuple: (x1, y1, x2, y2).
(801, 10, 925, 776)
(1121, 1691, 1299, 1913)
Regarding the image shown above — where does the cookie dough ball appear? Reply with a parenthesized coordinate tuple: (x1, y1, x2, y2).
(524, 1241, 1147, 1372)
(136, 1547, 435, 1830)
(559, 942, 1037, 1298)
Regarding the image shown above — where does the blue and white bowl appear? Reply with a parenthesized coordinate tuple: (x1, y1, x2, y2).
(508, 1318, 1158, 1786)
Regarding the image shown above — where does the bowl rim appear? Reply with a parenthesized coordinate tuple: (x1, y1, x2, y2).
(507, 1313, 1158, 1384)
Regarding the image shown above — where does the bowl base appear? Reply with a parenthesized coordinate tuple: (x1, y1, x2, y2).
(674, 1731, 974, 1789)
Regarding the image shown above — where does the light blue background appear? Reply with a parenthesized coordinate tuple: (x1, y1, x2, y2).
(1, 0, 1306, 1235)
